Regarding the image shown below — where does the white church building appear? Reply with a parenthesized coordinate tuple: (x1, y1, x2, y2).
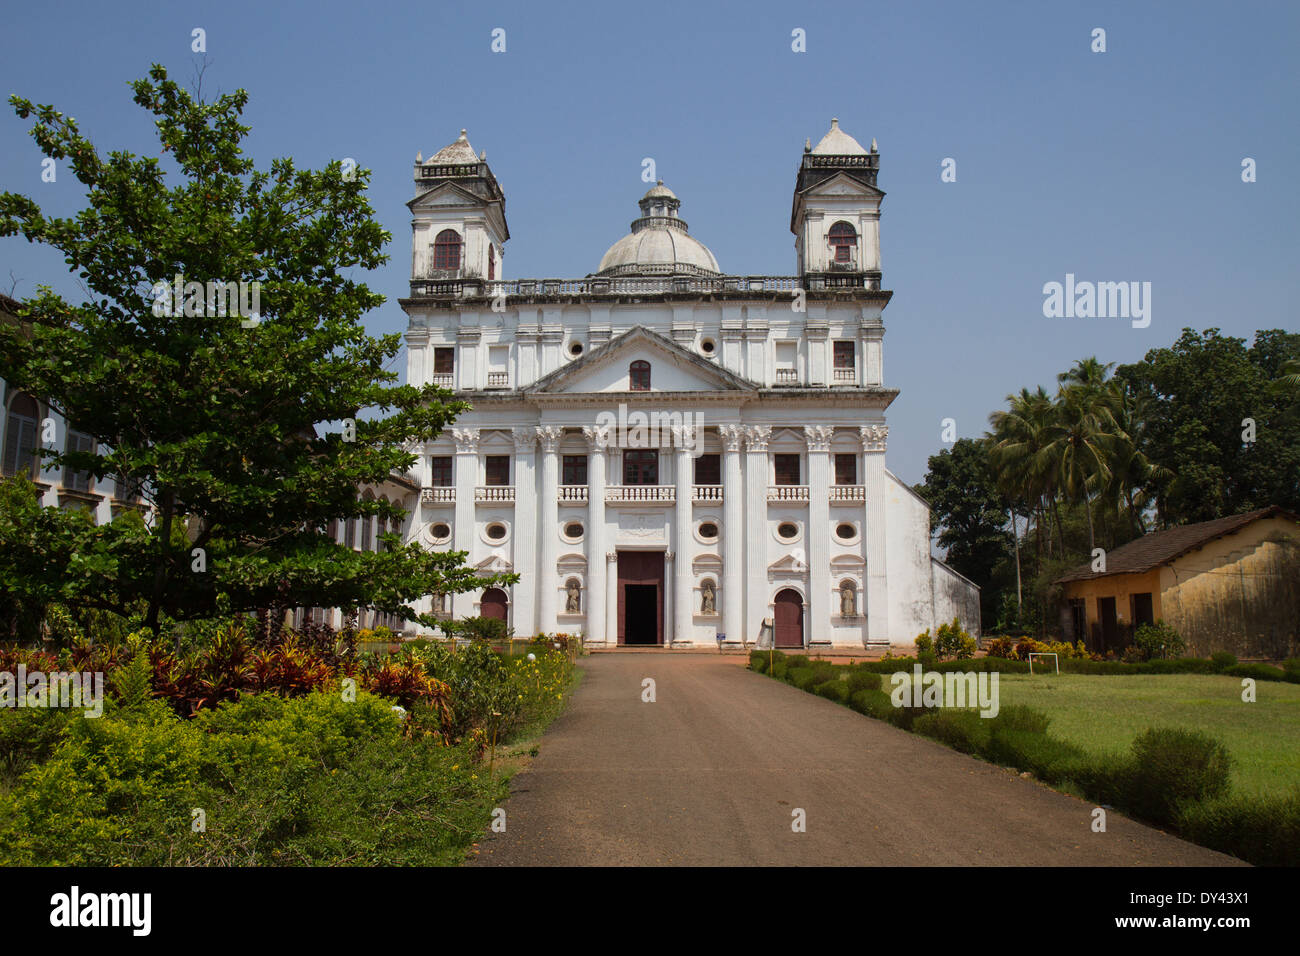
(398, 120, 980, 649)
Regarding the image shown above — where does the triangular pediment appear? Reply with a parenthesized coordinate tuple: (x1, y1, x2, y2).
(800, 171, 884, 201)
(527, 326, 758, 395)
(408, 180, 494, 211)
(768, 553, 809, 574)
(474, 553, 513, 573)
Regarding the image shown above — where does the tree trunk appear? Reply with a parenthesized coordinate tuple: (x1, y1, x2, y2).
(146, 489, 175, 644)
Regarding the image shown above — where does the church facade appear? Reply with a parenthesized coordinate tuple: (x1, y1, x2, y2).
(398, 121, 980, 649)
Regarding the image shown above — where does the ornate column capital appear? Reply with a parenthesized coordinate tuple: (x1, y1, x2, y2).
(859, 424, 889, 453)
(607, 551, 619, 564)
(536, 425, 564, 453)
(670, 424, 696, 451)
(512, 427, 537, 452)
(582, 425, 612, 452)
(718, 424, 744, 452)
(804, 425, 834, 452)
(452, 428, 480, 453)
(743, 425, 771, 452)
(664, 550, 675, 564)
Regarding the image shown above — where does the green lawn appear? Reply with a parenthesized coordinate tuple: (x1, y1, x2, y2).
(994, 673, 1300, 798)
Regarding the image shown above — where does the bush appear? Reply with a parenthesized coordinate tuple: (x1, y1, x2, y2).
(789, 667, 820, 692)
(985, 729, 1086, 784)
(1133, 620, 1186, 661)
(1210, 651, 1238, 671)
(846, 668, 881, 694)
(849, 689, 894, 720)
(1122, 727, 1232, 827)
(983, 637, 1017, 659)
(814, 680, 849, 705)
(1223, 662, 1288, 682)
(913, 709, 991, 755)
(988, 704, 1051, 736)
(748, 650, 769, 674)
(1178, 788, 1300, 867)
(934, 618, 976, 660)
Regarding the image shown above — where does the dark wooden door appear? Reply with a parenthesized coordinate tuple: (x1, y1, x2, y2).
(617, 551, 663, 645)
(1099, 596, 1118, 652)
(774, 589, 804, 648)
(480, 587, 508, 621)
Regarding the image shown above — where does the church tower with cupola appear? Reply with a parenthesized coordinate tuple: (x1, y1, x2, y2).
(409, 129, 509, 286)
(790, 118, 883, 289)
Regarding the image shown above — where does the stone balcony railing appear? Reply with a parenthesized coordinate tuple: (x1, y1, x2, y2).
(486, 371, 509, 388)
(768, 484, 810, 502)
(692, 485, 724, 502)
(833, 367, 856, 383)
(430, 373, 454, 387)
(605, 485, 675, 503)
(775, 368, 799, 385)
(475, 485, 515, 503)
(407, 274, 830, 299)
(558, 484, 588, 503)
(421, 487, 455, 503)
(829, 485, 866, 502)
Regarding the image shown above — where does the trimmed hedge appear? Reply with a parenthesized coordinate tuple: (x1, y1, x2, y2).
(985, 729, 1086, 785)
(846, 668, 882, 694)
(814, 680, 850, 704)
(1179, 788, 1300, 867)
(849, 689, 894, 720)
(1122, 728, 1233, 826)
(913, 709, 991, 755)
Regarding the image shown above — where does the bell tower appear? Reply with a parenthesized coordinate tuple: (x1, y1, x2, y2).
(790, 118, 883, 290)
(409, 130, 509, 286)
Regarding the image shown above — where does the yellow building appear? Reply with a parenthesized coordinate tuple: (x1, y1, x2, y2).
(1055, 506, 1300, 659)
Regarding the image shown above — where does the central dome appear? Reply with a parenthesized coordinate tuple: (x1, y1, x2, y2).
(596, 182, 720, 277)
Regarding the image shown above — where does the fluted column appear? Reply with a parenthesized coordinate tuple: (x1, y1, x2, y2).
(582, 426, 610, 644)
(743, 426, 771, 644)
(672, 428, 694, 645)
(451, 428, 479, 621)
(719, 425, 744, 644)
(605, 551, 619, 646)
(806, 426, 834, 645)
(535, 426, 563, 635)
(511, 427, 538, 637)
(861, 424, 890, 645)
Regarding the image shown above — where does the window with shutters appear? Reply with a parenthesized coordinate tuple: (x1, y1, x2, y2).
(774, 453, 801, 485)
(484, 455, 510, 486)
(623, 449, 658, 485)
(828, 221, 857, 263)
(833, 340, 856, 369)
(562, 454, 588, 485)
(63, 429, 96, 493)
(430, 455, 453, 486)
(834, 453, 858, 485)
(433, 347, 455, 375)
(3, 393, 39, 478)
(693, 454, 721, 485)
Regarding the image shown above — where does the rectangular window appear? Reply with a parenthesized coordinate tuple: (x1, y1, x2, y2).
(774, 453, 801, 486)
(833, 341, 856, 369)
(1132, 592, 1155, 628)
(63, 430, 95, 493)
(430, 456, 453, 487)
(484, 455, 510, 486)
(623, 450, 658, 485)
(433, 347, 455, 375)
(563, 454, 588, 485)
(834, 453, 857, 485)
(3, 413, 38, 477)
(693, 453, 721, 485)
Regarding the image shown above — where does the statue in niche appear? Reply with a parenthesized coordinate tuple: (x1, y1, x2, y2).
(840, 582, 856, 617)
(565, 579, 582, 613)
(700, 580, 716, 615)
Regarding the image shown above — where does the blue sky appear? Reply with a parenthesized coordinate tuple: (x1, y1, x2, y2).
(2, 0, 1296, 483)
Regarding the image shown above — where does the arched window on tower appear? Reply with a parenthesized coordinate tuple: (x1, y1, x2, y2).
(433, 229, 462, 271)
(828, 221, 857, 264)
(488, 244, 496, 280)
(629, 360, 651, 391)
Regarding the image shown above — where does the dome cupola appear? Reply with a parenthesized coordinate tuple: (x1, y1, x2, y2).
(596, 182, 720, 277)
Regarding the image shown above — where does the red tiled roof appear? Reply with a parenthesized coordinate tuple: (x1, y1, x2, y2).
(1054, 505, 1298, 584)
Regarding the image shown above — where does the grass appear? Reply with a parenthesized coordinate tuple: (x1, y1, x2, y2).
(994, 673, 1300, 798)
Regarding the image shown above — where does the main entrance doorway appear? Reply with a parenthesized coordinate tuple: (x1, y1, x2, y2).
(774, 588, 804, 648)
(617, 551, 664, 645)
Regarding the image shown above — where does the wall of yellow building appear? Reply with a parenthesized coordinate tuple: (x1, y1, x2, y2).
(1061, 568, 1163, 637)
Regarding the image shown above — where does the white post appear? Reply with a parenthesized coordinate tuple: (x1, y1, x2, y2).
(673, 436, 694, 645)
(806, 426, 833, 645)
(452, 428, 479, 621)
(744, 426, 771, 644)
(861, 424, 890, 645)
(511, 427, 538, 638)
(584, 427, 609, 644)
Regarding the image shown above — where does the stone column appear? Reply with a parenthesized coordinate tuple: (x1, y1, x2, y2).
(605, 551, 619, 646)
(672, 429, 695, 645)
(582, 426, 610, 644)
(743, 426, 771, 643)
(535, 426, 563, 635)
(511, 427, 538, 638)
(663, 549, 675, 646)
(861, 317, 884, 386)
(805, 426, 834, 645)
(452, 428, 479, 620)
(861, 424, 890, 645)
(719, 425, 745, 644)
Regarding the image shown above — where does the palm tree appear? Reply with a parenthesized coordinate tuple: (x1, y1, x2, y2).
(1044, 363, 1120, 552)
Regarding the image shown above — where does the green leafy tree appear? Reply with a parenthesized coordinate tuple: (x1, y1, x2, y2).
(0, 66, 508, 636)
